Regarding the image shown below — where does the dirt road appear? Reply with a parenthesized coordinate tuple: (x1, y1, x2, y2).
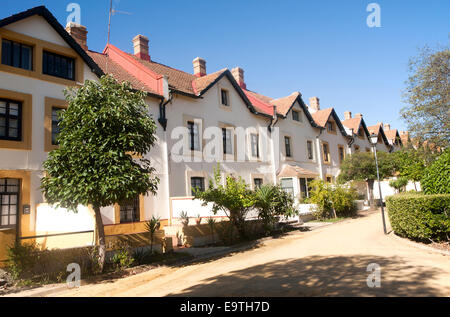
(9, 211, 450, 296)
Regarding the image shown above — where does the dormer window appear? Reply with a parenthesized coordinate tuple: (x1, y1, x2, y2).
(221, 89, 229, 106)
(327, 121, 335, 132)
(292, 110, 301, 122)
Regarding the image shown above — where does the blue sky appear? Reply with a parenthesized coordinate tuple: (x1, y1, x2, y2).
(2, 0, 449, 130)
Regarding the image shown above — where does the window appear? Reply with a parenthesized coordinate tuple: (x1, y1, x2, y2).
(119, 196, 140, 223)
(284, 136, 292, 158)
(354, 145, 360, 152)
(307, 140, 314, 160)
(338, 145, 345, 163)
(0, 99, 22, 141)
(191, 177, 205, 195)
(51, 107, 65, 145)
(280, 178, 294, 196)
(254, 178, 263, 189)
(250, 133, 259, 158)
(221, 89, 229, 106)
(187, 121, 200, 151)
(326, 176, 332, 183)
(0, 178, 19, 228)
(222, 128, 233, 154)
(1, 39, 32, 70)
(43, 51, 75, 80)
(358, 128, 364, 138)
(322, 142, 330, 163)
(292, 110, 301, 122)
(327, 122, 335, 132)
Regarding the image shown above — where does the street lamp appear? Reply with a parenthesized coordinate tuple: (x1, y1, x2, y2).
(370, 133, 388, 234)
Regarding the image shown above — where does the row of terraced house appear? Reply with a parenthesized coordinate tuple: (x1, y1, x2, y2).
(0, 6, 412, 264)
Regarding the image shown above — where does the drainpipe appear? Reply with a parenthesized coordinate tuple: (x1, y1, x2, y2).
(347, 129, 355, 154)
(315, 128, 324, 180)
(157, 92, 173, 224)
(268, 105, 279, 184)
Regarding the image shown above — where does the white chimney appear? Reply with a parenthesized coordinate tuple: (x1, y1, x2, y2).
(193, 57, 206, 77)
(344, 111, 352, 120)
(309, 97, 320, 112)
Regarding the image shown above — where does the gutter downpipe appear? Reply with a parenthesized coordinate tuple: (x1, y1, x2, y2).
(315, 128, 325, 180)
(268, 105, 279, 184)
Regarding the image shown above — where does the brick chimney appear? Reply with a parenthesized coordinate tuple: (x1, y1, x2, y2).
(384, 123, 391, 131)
(132, 35, 150, 61)
(231, 67, 246, 89)
(344, 111, 352, 120)
(354, 113, 363, 118)
(66, 22, 87, 50)
(193, 57, 206, 77)
(309, 97, 320, 112)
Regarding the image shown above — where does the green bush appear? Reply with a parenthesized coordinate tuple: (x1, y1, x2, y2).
(386, 193, 450, 242)
(308, 180, 358, 220)
(421, 150, 450, 194)
(389, 177, 409, 193)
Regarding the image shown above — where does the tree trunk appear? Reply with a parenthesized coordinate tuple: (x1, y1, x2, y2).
(367, 180, 376, 210)
(414, 182, 418, 191)
(94, 206, 106, 272)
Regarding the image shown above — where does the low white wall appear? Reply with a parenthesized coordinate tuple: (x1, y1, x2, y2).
(373, 180, 421, 201)
(35, 203, 95, 233)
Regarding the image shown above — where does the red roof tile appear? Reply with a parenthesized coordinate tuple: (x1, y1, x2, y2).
(311, 108, 333, 128)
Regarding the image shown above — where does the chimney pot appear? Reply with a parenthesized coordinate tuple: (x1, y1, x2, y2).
(132, 34, 150, 61)
(231, 67, 246, 89)
(354, 113, 363, 118)
(193, 57, 206, 77)
(344, 111, 352, 120)
(309, 97, 320, 112)
(66, 22, 88, 50)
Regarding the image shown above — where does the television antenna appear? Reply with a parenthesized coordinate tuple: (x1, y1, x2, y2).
(106, 0, 132, 72)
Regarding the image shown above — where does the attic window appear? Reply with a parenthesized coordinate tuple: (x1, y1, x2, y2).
(221, 89, 229, 106)
(292, 110, 301, 122)
(327, 122, 335, 132)
(1, 39, 32, 70)
(43, 51, 75, 80)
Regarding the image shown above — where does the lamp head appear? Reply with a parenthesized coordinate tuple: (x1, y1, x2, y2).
(370, 133, 378, 145)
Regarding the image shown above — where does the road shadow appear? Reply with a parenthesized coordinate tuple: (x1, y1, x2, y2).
(167, 255, 448, 297)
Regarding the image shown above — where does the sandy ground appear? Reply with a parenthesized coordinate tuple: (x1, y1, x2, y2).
(7, 211, 450, 297)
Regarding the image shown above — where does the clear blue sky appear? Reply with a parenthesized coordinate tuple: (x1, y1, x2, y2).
(2, 0, 449, 130)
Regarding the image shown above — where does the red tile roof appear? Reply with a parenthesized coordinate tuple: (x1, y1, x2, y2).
(341, 117, 362, 134)
(270, 92, 301, 116)
(311, 108, 333, 128)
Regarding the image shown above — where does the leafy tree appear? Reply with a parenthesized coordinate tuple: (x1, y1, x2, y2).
(421, 149, 450, 194)
(338, 151, 395, 210)
(391, 148, 425, 189)
(389, 177, 409, 193)
(194, 164, 255, 240)
(253, 184, 296, 233)
(401, 46, 450, 148)
(41, 75, 159, 271)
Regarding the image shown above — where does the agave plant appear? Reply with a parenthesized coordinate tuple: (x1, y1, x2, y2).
(145, 215, 161, 254)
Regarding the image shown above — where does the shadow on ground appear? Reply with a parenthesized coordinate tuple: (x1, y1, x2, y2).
(167, 255, 448, 297)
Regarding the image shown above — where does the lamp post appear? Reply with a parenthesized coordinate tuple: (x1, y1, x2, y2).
(370, 133, 387, 234)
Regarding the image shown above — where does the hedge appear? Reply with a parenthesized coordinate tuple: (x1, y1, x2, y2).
(386, 193, 450, 242)
(421, 150, 450, 194)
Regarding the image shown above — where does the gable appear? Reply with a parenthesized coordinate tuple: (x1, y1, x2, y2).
(3, 15, 68, 47)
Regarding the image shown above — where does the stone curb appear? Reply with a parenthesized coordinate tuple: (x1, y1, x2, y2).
(388, 232, 450, 256)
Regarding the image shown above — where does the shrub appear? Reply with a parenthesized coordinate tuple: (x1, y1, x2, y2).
(110, 242, 134, 270)
(386, 193, 450, 242)
(179, 211, 189, 227)
(309, 180, 358, 220)
(145, 216, 161, 253)
(421, 150, 450, 194)
(389, 177, 409, 193)
(253, 184, 296, 234)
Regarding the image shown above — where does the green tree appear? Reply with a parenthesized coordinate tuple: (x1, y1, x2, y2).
(338, 151, 395, 210)
(41, 75, 159, 271)
(253, 184, 296, 233)
(389, 177, 409, 193)
(401, 46, 450, 148)
(421, 149, 450, 194)
(391, 148, 425, 189)
(194, 164, 255, 240)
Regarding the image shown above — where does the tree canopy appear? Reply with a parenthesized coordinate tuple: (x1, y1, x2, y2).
(41, 75, 159, 270)
(401, 46, 450, 148)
